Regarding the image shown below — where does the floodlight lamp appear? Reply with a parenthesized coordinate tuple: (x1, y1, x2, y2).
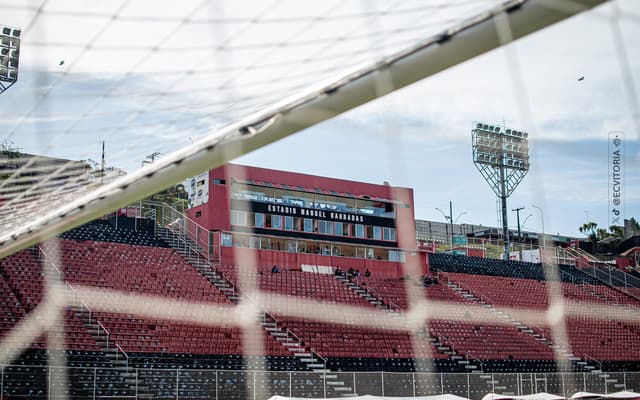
(12, 29, 20, 37)
(2, 27, 9, 35)
(476, 122, 482, 128)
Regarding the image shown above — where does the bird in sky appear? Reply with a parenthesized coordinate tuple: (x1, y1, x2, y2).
(59, 60, 64, 66)
(578, 76, 584, 82)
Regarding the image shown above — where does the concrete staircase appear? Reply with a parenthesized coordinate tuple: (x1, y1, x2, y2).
(446, 280, 627, 392)
(156, 225, 355, 397)
(74, 307, 152, 398)
(34, 247, 150, 398)
(335, 275, 483, 374)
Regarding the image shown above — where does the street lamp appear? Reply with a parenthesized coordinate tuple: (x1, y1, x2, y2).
(531, 205, 545, 264)
(521, 214, 533, 231)
(436, 201, 466, 251)
(454, 212, 468, 224)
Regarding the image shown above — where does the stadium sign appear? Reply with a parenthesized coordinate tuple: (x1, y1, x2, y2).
(231, 199, 396, 228)
(608, 132, 624, 227)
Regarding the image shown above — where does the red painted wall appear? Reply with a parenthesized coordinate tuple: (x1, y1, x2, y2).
(187, 163, 416, 244)
(186, 163, 418, 273)
(220, 246, 417, 278)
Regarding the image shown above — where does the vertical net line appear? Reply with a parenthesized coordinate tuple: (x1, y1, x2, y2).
(41, 239, 69, 400)
(492, 5, 576, 380)
(359, 0, 439, 381)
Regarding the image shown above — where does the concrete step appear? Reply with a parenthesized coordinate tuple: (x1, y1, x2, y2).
(300, 358, 318, 363)
(333, 387, 353, 392)
(294, 353, 312, 358)
(464, 365, 478, 370)
(614, 384, 626, 388)
(457, 360, 470, 365)
(307, 363, 325, 368)
(326, 381, 345, 386)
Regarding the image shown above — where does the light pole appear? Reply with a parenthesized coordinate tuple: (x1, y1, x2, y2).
(0, 25, 21, 95)
(532, 205, 545, 264)
(435, 206, 451, 249)
(436, 201, 466, 251)
(521, 214, 533, 230)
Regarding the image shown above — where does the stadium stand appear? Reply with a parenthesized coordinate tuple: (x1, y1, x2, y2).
(2, 218, 640, 398)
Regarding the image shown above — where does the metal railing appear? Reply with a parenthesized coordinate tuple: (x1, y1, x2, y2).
(0, 365, 636, 399)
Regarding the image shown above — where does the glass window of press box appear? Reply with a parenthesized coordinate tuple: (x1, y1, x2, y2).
(221, 232, 406, 262)
(229, 210, 396, 243)
(231, 183, 396, 218)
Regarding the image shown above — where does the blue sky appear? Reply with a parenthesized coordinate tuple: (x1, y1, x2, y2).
(1, 0, 638, 238)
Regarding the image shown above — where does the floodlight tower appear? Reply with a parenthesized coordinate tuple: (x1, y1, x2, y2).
(471, 122, 530, 260)
(0, 25, 21, 95)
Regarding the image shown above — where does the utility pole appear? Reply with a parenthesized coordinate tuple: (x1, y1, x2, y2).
(513, 206, 525, 261)
(449, 200, 454, 250)
(513, 206, 524, 240)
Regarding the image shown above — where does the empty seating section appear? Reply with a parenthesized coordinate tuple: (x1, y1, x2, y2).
(431, 259, 640, 362)
(57, 240, 291, 356)
(0, 273, 25, 339)
(281, 319, 436, 359)
(0, 251, 100, 352)
(1, 251, 44, 311)
(60, 218, 168, 247)
(430, 321, 555, 361)
(443, 273, 550, 310)
(59, 239, 227, 303)
(429, 253, 546, 280)
(1, 220, 639, 380)
(566, 317, 640, 360)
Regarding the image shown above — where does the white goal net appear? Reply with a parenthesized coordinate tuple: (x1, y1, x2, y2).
(1, 0, 639, 399)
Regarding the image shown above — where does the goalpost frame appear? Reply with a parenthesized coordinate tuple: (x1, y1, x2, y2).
(0, 0, 607, 259)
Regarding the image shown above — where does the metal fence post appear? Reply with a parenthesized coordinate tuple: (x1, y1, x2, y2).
(583, 373, 587, 392)
(440, 372, 444, 395)
(382, 371, 385, 397)
(176, 369, 180, 400)
(289, 371, 292, 398)
(215, 370, 218, 400)
(467, 373, 471, 399)
(413, 372, 417, 397)
(93, 367, 96, 400)
(353, 372, 357, 395)
(136, 368, 139, 399)
(492, 373, 496, 393)
(323, 369, 326, 398)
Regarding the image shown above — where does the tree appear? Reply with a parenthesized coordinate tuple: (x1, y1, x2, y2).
(579, 221, 598, 241)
